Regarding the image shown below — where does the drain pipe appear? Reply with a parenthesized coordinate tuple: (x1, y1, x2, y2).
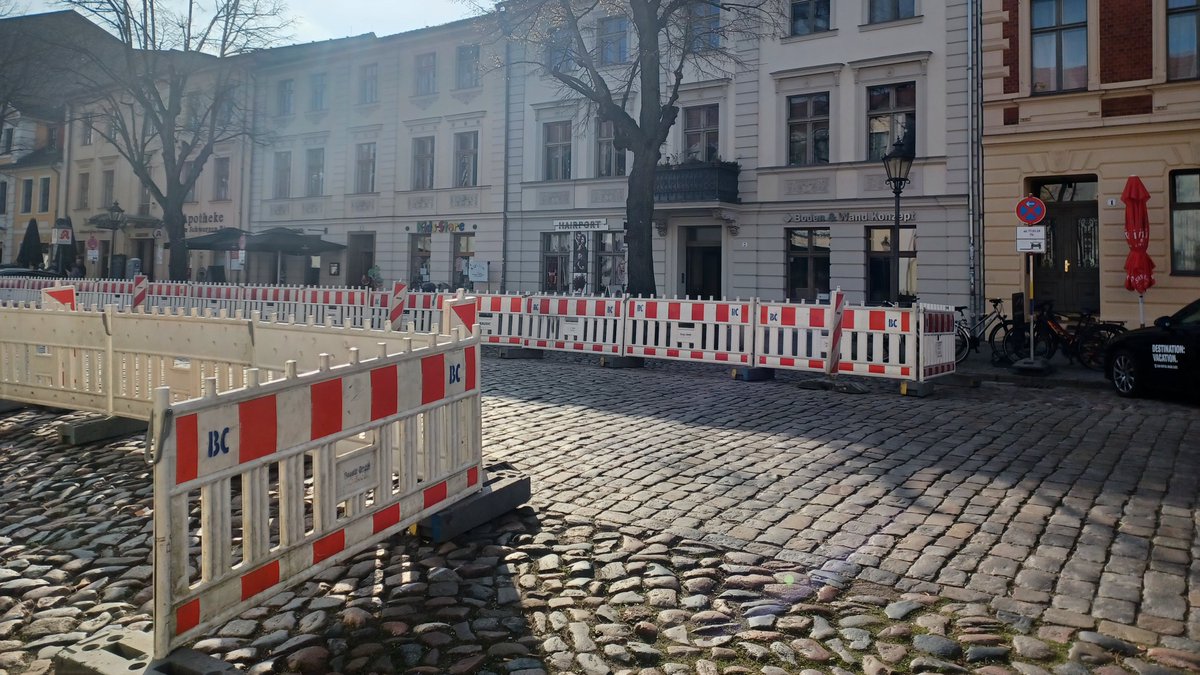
(966, 0, 984, 322)
(500, 28, 512, 293)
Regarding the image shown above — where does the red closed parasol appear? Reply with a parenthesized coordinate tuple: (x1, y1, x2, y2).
(1121, 176, 1155, 326)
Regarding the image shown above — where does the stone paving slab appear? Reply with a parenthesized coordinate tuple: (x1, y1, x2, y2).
(0, 354, 1193, 674)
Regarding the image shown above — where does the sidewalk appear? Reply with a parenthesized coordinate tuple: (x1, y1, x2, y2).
(945, 346, 1110, 391)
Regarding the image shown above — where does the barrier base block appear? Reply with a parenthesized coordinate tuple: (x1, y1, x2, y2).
(498, 347, 545, 360)
(599, 356, 644, 369)
(58, 416, 147, 446)
(418, 462, 531, 543)
(732, 367, 775, 382)
(0, 400, 26, 413)
(54, 629, 237, 675)
(900, 381, 935, 398)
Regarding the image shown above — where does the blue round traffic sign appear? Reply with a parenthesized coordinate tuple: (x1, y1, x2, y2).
(1016, 196, 1047, 225)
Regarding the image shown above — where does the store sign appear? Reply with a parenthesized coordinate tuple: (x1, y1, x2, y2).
(784, 211, 916, 224)
(416, 220, 471, 234)
(553, 218, 609, 231)
(185, 211, 227, 234)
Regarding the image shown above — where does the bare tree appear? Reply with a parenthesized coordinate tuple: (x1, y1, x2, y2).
(483, 0, 780, 296)
(62, 0, 290, 280)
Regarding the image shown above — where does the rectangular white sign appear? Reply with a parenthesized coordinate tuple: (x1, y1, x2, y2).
(335, 447, 377, 502)
(1017, 226, 1046, 240)
(675, 326, 697, 348)
(553, 219, 608, 231)
(559, 317, 583, 340)
(1017, 239, 1046, 253)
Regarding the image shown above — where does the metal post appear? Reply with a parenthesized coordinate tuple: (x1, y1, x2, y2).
(1028, 253, 1035, 359)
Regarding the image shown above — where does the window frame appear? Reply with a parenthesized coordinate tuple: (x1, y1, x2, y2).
(410, 233, 432, 287)
(415, 53, 438, 96)
(866, 81, 916, 161)
(866, 224, 918, 304)
(138, 182, 153, 216)
(790, 0, 831, 36)
(593, 230, 627, 295)
(456, 45, 481, 90)
(543, 121, 573, 181)
(598, 17, 630, 66)
(276, 78, 294, 116)
(81, 118, 94, 146)
(305, 148, 325, 197)
(1168, 0, 1200, 81)
(0, 181, 7, 215)
(358, 64, 379, 105)
(541, 232, 572, 293)
(412, 136, 436, 191)
(787, 92, 830, 166)
(38, 177, 50, 213)
(786, 228, 832, 302)
(546, 29, 576, 72)
(452, 232, 476, 290)
(273, 150, 292, 200)
(688, 2, 721, 52)
(683, 104, 720, 162)
(182, 161, 197, 203)
(454, 131, 479, 188)
(76, 172, 90, 210)
(2, 128, 13, 154)
(596, 119, 626, 178)
(1030, 0, 1088, 94)
(310, 72, 328, 112)
(20, 179, 33, 214)
(212, 157, 231, 201)
(868, 0, 916, 24)
(354, 142, 377, 194)
(101, 170, 115, 207)
(1170, 169, 1200, 275)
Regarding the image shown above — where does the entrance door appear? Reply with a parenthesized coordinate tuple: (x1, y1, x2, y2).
(346, 233, 376, 288)
(1034, 203, 1100, 314)
(134, 238, 155, 280)
(684, 226, 722, 299)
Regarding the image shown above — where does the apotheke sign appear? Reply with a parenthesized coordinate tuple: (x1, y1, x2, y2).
(784, 211, 916, 224)
(554, 219, 609, 231)
(185, 211, 227, 234)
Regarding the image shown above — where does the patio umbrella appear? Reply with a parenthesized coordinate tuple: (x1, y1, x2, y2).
(184, 227, 249, 251)
(245, 227, 345, 282)
(16, 219, 43, 269)
(1121, 176, 1155, 327)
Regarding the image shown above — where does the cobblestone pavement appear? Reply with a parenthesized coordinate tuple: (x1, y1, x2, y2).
(0, 355, 1193, 674)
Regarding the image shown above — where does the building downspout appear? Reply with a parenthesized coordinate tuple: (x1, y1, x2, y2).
(966, 0, 984, 321)
(500, 37, 512, 293)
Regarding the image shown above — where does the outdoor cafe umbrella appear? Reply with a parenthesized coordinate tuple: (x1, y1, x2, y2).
(184, 227, 249, 251)
(244, 227, 345, 282)
(1121, 175, 1155, 327)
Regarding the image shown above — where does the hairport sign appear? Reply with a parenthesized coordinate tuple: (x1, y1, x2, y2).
(784, 211, 916, 224)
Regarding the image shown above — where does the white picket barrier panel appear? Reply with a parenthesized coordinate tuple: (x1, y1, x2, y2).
(523, 295, 625, 354)
(0, 304, 112, 414)
(404, 292, 442, 333)
(475, 293, 527, 346)
(150, 327, 482, 659)
(754, 299, 837, 373)
(918, 304, 957, 381)
(624, 297, 754, 365)
(835, 305, 919, 379)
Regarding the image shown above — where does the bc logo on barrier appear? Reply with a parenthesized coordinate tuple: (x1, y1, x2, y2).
(448, 364, 462, 385)
(206, 428, 231, 458)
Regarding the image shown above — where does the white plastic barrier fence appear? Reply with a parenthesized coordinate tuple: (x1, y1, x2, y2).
(404, 292, 442, 333)
(150, 327, 482, 658)
(918, 305, 957, 381)
(754, 297, 838, 373)
(835, 305, 919, 379)
(524, 295, 624, 354)
(475, 294, 527, 346)
(0, 305, 112, 415)
(625, 298, 754, 365)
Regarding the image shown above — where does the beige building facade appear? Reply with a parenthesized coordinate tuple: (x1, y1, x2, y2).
(983, 0, 1200, 323)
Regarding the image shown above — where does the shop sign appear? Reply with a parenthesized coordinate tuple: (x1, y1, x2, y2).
(553, 218, 609, 231)
(185, 211, 227, 234)
(416, 220, 471, 234)
(783, 211, 916, 224)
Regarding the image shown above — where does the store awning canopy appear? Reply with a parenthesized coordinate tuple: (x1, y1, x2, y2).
(245, 227, 346, 256)
(185, 227, 249, 251)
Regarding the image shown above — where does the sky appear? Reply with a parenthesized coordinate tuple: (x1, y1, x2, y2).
(20, 1, 480, 43)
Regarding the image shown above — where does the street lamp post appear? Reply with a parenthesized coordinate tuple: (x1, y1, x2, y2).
(881, 137, 914, 304)
(107, 201, 125, 278)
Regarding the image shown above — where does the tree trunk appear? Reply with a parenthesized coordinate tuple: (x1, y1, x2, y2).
(624, 150, 659, 297)
(162, 203, 189, 281)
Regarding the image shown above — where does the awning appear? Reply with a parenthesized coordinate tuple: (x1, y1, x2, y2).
(245, 227, 346, 255)
(184, 227, 249, 251)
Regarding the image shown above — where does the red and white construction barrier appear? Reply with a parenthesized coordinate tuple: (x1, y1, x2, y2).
(625, 298, 753, 364)
(754, 296, 838, 373)
(918, 305, 957, 381)
(150, 323, 482, 659)
(475, 294, 527, 346)
(835, 306, 918, 379)
(524, 295, 624, 354)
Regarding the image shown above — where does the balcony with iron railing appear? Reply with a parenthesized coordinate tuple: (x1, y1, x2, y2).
(654, 161, 740, 204)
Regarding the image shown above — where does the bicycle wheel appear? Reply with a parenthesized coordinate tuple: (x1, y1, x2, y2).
(1077, 324, 1123, 371)
(1005, 322, 1055, 361)
(988, 320, 1014, 364)
(955, 325, 971, 364)
(1036, 324, 1058, 359)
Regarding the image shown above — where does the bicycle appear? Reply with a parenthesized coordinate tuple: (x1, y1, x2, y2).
(953, 297, 1008, 364)
(1001, 303, 1127, 370)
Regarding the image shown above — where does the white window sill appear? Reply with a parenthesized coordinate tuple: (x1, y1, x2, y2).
(781, 28, 839, 44)
(858, 15, 924, 32)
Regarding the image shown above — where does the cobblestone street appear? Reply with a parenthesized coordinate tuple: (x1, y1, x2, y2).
(0, 354, 1194, 674)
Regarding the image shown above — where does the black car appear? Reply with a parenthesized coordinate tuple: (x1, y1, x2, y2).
(0, 268, 65, 278)
(1105, 299, 1200, 397)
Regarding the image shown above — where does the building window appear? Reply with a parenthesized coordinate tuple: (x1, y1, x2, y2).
(0, 181, 6, 214)
(596, 119, 626, 178)
(454, 131, 478, 188)
(20, 179, 32, 213)
(102, 170, 115, 207)
(867, 225, 917, 304)
(684, 104, 720, 162)
(305, 148, 325, 197)
(273, 151, 291, 199)
(1169, 0, 1199, 80)
(77, 172, 90, 210)
(595, 231, 627, 294)
(787, 92, 830, 166)
(546, 29, 575, 71)
(869, 0, 916, 23)
(791, 0, 830, 36)
(1031, 0, 1087, 93)
(310, 72, 327, 111)
(453, 232, 475, 289)
(599, 17, 629, 65)
(410, 234, 431, 287)
(276, 79, 294, 115)
(47, 126, 57, 150)
(81, 119, 94, 146)
(182, 161, 196, 203)
(542, 232, 572, 292)
(544, 121, 572, 181)
(412, 137, 435, 190)
(1171, 170, 1200, 273)
(359, 64, 378, 104)
(688, 2, 721, 51)
(138, 182, 153, 216)
(2, 128, 13, 153)
(867, 81, 915, 161)
(415, 54, 437, 96)
(213, 157, 231, 201)
(787, 228, 831, 301)
(456, 45, 481, 89)
(38, 177, 50, 212)
(355, 142, 376, 194)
